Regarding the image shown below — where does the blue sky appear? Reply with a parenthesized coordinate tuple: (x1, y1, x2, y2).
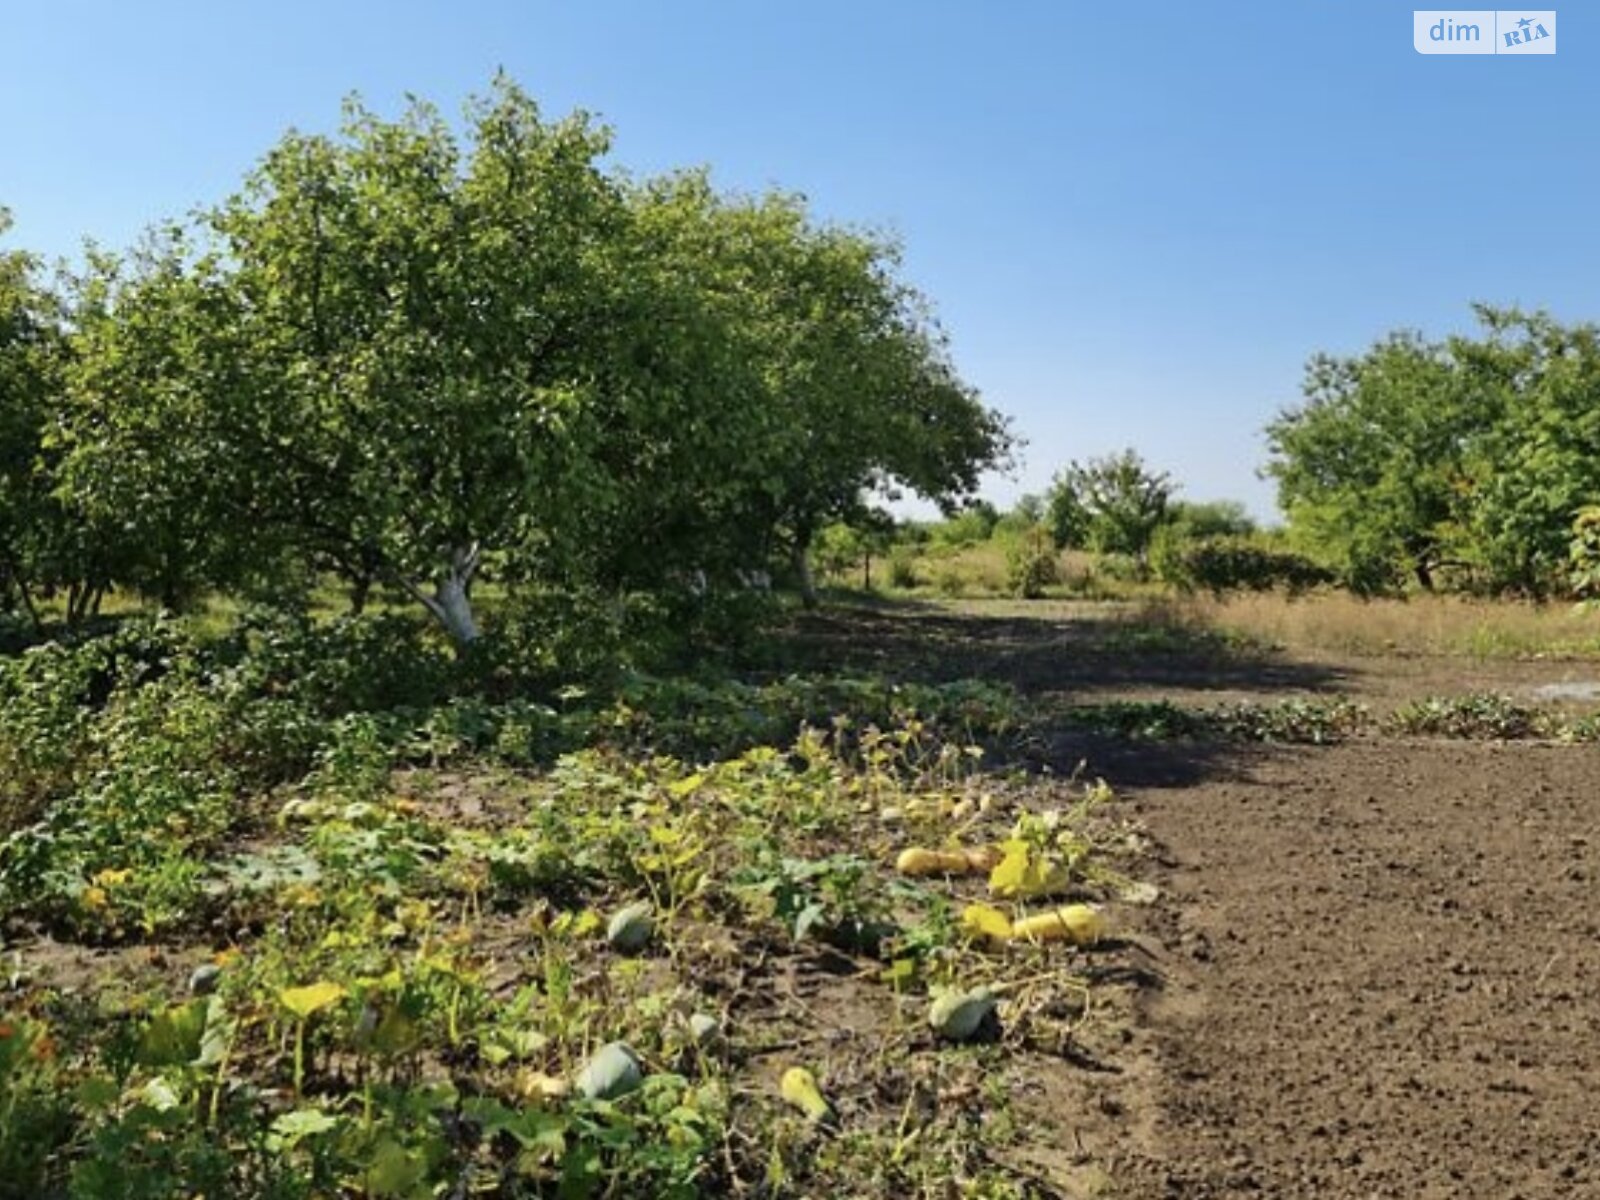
(2, 3, 1594, 519)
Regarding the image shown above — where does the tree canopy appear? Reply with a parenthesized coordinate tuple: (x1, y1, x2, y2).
(1046, 449, 1173, 563)
(1266, 307, 1600, 596)
(12, 78, 1011, 644)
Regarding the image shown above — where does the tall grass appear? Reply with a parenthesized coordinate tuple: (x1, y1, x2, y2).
(1168, 591, 1600, 659)
(882, 541, 1167, 601)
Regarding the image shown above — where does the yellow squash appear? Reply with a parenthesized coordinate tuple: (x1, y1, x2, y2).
(1009, 903, 1106, 946)
(895, 845, 1002, 877)
(780, 1065, 831, 1122)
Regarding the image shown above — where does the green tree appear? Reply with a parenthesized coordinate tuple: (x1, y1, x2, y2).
(69, 80, 631, 644)
(1046, 449, 1173, 565)
(59, 235, 283, 613)
(1265, 332, 1482, 593)
(0, 210, 124, 629)
(691, 192, 1010, 605)
(0, 208, 64, 629)
(1450, 308, 1600, 594)
(50, 77, 1011, 637)
(1166, 499, 1256, 541)
(1266, 308, 1600, 597)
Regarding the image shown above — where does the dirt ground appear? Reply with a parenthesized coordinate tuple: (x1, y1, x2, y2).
(1103, 740, 1600, 1198)
(791, 604, 1600, 1197)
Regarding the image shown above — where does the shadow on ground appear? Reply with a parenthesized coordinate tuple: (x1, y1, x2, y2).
(779, 600, 1352, 698)
(769, 598, 1334, 794)
(1036, 732, 1275, 792)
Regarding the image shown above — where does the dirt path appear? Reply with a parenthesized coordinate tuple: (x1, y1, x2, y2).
(1115, 741, 1600, 1198)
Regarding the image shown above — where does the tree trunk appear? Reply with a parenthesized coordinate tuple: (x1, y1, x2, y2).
(431, 571, 480, 644)
(15, 577, 44, 636)
(792, 542, 818, 609)
(413, 543, 482, 647)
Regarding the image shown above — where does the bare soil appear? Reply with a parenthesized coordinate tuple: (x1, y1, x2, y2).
(1072, 739, 1600, 1199)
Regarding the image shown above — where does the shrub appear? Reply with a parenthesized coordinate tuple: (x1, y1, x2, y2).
(887, 548, 920, 589)
(1091, 552, 1145, 584)
(1005, 529, 1060, 598)
(1158, 535, 1333, 597)
(929, 504, 999, 547)
(224, 608, 455, 715)
(933, 565, 967, 597)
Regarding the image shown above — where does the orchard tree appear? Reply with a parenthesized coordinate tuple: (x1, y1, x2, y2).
(615, 177, 1011, 606)
(1448, 308, 1600, 594)
(582, 171, 791, 592)
(182, 79, 627, 644)
(58, 236, 284, 613)
(50, 77, 1012, 636)
(0, 212, 135, 628)
(1265, 331, 1482, 593)
(734, 207, 1010, 605)
(1047, 449, 1173, 565)
(0, 208, 68, 628)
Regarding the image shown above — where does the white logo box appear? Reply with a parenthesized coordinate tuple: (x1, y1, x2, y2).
(1414, 10, 1556, 54)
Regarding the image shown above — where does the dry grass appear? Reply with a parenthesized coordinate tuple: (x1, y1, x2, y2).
(1166, 591, 1600, 660)
(885, 541, 1167, 602)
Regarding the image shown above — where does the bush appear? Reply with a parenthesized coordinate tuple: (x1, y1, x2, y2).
(1091, 552, 1145, 584)
(933, 565, 967, 597)
(1005, 530, 1060, 598)
(1157, 535, 1333, 597)
(886, 548, 920, 589)
(929, 504, 999, 548)
(225, 608, 455, 715)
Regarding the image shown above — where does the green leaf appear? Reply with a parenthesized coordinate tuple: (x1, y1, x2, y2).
(366, 1138, 426, 1198)
(269, 1107, 341, 1149)
(136, 999, 209, 1067)
(73, 1076, 122, 1111)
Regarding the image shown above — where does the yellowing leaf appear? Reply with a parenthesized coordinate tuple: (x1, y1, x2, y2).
(987, 842, 1071, 899)
(279, 981, 348, 1019)
(961, 902, 1014, 944)
(668, 773, 706, 798)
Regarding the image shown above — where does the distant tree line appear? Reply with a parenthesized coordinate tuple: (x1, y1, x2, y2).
(890, 302, 1600, 602)
(0, 77, 1011, 646)
(1267, 306, 1600, 597)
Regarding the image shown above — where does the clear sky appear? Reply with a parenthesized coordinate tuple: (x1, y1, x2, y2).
(2, 3, 1594, 520)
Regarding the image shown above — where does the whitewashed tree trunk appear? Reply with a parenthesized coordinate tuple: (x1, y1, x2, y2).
(416, 543, 482, 646)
